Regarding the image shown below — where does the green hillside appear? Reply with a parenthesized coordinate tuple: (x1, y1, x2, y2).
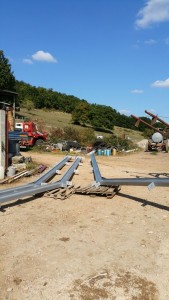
(15, 80, 137, 132)
(16, 108, 144, 144)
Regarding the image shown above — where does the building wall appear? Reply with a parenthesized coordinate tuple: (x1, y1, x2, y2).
(0, 110, 6, 169)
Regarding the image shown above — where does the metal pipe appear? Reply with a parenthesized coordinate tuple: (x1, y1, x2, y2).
(0, 157, 82, 204)
(145, 110, 169, 127)
(131, 114, 162, 134)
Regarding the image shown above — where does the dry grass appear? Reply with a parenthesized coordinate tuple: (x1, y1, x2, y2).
(17, 108, 72, 130)
(114, 126, 144, 143)
(16, 108, 143, 141)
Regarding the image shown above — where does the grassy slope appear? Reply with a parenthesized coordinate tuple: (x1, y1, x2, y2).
(113, 126, 144, 143)
(16, 108, 144, 143)
(16, 108, 72, 129)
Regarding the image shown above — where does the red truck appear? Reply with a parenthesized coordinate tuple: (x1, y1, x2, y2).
(14, 121, 48, 148)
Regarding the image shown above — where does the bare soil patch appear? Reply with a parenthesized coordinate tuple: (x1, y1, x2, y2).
(0, 151, 169, 299)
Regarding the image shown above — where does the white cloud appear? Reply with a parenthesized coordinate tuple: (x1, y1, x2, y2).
(152, 78, 169, 88)
(145, 39, 157, 45)
(32, 50, 57, 63)
(119, 110, 130, 116)
(23, 58, 33, 64)
(131, 89, 144, 94)
(135, 0, 169, 29)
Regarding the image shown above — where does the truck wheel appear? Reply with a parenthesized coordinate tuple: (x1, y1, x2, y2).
(35, 139, 44, 146)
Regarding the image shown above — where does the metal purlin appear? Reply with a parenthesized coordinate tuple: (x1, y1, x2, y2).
(90, 152, 169, 188)
(0, 157, 82, 204)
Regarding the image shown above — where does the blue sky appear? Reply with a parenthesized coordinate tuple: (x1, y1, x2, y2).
(1, 0, 169, 120)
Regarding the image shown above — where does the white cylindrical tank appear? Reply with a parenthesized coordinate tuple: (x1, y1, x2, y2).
(152, 132, 163, 143)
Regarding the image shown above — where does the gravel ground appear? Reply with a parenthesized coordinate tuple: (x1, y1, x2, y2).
(0, 150, 169, 300)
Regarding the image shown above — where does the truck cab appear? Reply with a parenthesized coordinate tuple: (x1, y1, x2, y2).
(14, 121, 48, 148)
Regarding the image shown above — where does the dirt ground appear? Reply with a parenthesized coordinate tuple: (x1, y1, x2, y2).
(0, 150, 169, 300)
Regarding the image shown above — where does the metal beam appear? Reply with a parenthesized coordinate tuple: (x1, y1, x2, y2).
(90, 151, 102, 183)
(35, 156, 70, 184)
(90, 152, 169, 188)
(0, 157, 82, 205)
(0, 156, 71, 195)
(60, 157, 82, 183)
(101, 178, 169, 187)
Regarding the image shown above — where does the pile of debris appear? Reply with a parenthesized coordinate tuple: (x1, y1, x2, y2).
(0, 155, 47, 184)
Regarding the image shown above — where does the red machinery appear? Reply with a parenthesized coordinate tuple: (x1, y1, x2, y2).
(14, 121, 48, 148)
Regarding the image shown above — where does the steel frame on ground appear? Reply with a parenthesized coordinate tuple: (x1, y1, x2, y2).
(90, 152, 169, 188)
(0, 156, 70, 195)
(0, 156, 81, 205)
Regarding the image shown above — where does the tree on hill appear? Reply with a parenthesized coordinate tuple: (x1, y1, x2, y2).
(88, 104, 117, 130)
(15, 80, 147, 133)
(72, 101, 90, 125)
(0, 51, 150, 134)
(0, 50, 15, 91)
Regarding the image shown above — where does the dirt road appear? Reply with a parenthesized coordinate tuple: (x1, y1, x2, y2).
(0, 151, 169, 299)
